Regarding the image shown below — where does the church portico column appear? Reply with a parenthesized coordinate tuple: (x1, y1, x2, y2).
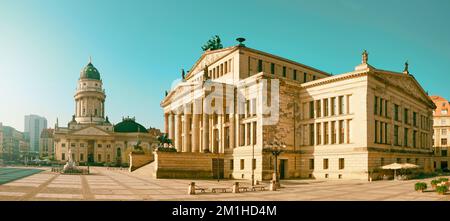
(164, 113, 169, 134)
(169, 113, 175, 141)
(183, 105, 191, 152)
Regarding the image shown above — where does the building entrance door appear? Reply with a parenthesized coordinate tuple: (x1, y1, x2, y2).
(212, 158, 224, 179)
(441, 161, 448, 171)
(280, 159, 287, 179)
(87, 140, 95, 163)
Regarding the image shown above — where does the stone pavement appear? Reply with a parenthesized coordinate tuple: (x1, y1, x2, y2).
(0, 166, 448, 201)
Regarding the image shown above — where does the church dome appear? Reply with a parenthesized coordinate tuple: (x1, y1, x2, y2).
(114, 117, 148, 133)
(80, 61, 101, 80)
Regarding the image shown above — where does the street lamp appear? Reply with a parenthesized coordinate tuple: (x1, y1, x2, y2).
(265, 140, 286, 189)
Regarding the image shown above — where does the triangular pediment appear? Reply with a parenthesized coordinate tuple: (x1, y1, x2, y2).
(186, 47, 237, 79)
(71, 126, 111, 136)
(373, 70, 435, 108)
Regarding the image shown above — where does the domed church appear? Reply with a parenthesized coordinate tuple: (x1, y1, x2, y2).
(53, 58, 158, 166)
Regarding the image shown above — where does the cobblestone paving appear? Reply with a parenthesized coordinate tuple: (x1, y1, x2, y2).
(0, 167, 448, 201)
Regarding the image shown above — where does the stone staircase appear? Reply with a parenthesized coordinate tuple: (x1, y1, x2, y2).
(129, 161, 156, 180)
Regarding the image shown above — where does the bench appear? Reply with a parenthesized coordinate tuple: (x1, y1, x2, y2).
(251, 185, 266, 191)
(195, 187, 208, 193)
(211, 187, 231, 193)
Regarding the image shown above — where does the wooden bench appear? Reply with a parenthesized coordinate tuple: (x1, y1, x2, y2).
(211, 187, 231, 193)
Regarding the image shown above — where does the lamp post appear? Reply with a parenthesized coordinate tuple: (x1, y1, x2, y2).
(266, 140, 286, 189)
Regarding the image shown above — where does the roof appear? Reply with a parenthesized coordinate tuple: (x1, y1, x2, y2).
(114, 117, 148, 133)
(40, 129, 54, 138)
(80, 62, 101, 80)
(430, 95, 450, 116)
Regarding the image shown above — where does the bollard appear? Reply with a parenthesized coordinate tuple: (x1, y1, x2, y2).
(188, 182, 196, 195)
(232, 182, 240, 193)
(270, 180, 277, 191)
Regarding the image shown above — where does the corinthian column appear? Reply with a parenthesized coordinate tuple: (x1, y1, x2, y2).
(202, 113, 209, 152)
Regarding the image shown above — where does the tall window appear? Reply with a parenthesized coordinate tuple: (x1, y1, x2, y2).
(324, 122, 329, 144)
(331, 97, 336, 116)
(323, 159, 329, 170)
(316, 100, 321, 118)
(404, 128, 409, 147)
(230, 160, 234, 170)
(339, 120, 344, 144)
(309, 124, 315, 146)
(339, 158, 345, 170)
(374, 120, 378, 143)
(303, 72, 307, 83)
(309, 101, 314, 119)
(331, 121, 336, 144)
(309, 159, 314, 170)
(413, 112, 417, 127)
(404, 108, 409, 124)
(240, 159, 245, 170)
(247, 123, 251, 145)
(394, 104, 399, 121)
(282, 66, 286, 77)
(442, 138, 448, 146)
(316, 123, 321, 145)
(413, 130, 417, 148)
(258, 59, 263, 72)
(252, 159, 256, 170)
(293, 69, 297, 80)
(338, 96, 344, 115)
(394, 125, 399, 146)
(374, 96, 378, 115)
(271, 63, 275, 75)
(323, 99, 329, 116)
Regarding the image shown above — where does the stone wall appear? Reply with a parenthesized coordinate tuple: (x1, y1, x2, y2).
(154, 151, 218, 179)
(129, 152, 154, 172)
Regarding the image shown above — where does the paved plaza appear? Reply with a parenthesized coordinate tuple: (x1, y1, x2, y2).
(0, 166, 448, 201)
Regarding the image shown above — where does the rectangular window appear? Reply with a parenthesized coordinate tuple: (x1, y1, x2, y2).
(385, 100, 388, 118)
(338, 96, 344, 115)
(384, 123, 388, 144)
(309, 101, 314, 119)
(252, 159, 256, 170)
(323, 159, 329, 170)
(324, 122, 329, 144)
(331, 121, 336, 144)
(442, 150, 448, 157)
(309, 124, 315, 146)
(413, 112, 417, 127)
(271, 63, 275, 75)
(404, 128, 409, 147)
(62, 153, 65, 161)
(246, 123, 251, 145)
(394, 125, 399, 146)
(240, 159, 245, 170)
(62, 143, 66, 148)
(331, 97, 336, 115)
(312, 75, 316, 80)
(375, 120, 378, 143)
(80, 153, 84, 161)
(442, 129, 447, 135)
(258, 59, 263, 72)
(316, 100, 321, 118)
(404, 108, 409, 124)
(239, 124, 245, 146)
(309, 159, 314, 170)
(230, 160, 234, 170)
(339, 120, 344, 144)
(316, 123, 321, 145)
(442, 138, 448, 146)
(293, 69, 297, 80)
(374, 96, 378, 115)
(282, 66, 286, 77)
(323, 99, 329, 116)
(394, 104, 399, 121)
(303, 72, 307, 83)
(413, 130, 417, 148)
(98, 144, 102, 148)
(107, 154, 110, 162)
(339, 158, 345, 170)
(98, 154, 102, 162)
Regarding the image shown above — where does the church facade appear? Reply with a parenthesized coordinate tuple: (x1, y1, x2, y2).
(54, 60, 157, 166)
(160, 40, 435, 181)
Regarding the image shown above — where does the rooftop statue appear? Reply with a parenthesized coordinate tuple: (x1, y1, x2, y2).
(201, 35, 223, 51)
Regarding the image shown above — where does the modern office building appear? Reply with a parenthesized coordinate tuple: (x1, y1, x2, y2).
(24, 114, 47, 156)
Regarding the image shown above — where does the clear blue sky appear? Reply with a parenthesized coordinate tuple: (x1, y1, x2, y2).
(1, 0, 449, 131)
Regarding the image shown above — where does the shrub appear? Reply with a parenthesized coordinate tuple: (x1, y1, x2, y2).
(431, 179, 440, 187)
(414, 182, 427, 192)
(436, 185, 448, 195)
(438, 178, 449, 183)
(158, 147, 177, 152)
